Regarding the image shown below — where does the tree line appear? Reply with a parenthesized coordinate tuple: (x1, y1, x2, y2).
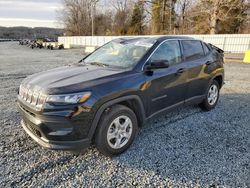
(0, 27, 63, 40)
(60, 0, 250, 36)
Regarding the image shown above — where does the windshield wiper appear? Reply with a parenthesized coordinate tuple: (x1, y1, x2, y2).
(89, 62, 109, 67)
(78, 59, 86, 64)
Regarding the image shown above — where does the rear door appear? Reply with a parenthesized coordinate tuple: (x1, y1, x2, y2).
(180, 40, 213, 101)
(143, 40, 189, 116)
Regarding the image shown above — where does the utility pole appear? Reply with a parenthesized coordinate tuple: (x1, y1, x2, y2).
(161, 0, 166, 32)
(91, 3, 95, 36)
(169, 0, 172, 34)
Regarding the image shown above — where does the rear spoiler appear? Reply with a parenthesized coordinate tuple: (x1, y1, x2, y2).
(208, 43, 224, 54)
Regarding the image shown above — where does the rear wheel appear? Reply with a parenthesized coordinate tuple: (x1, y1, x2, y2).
(199, 80, 220, 111)
(95, 104, 138, 156)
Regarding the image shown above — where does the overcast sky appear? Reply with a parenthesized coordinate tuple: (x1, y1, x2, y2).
(0, 0, 63, 28)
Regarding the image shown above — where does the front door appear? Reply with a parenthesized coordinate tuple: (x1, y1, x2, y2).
(143, 40, 188, 116)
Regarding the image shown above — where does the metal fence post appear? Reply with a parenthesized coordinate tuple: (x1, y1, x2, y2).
(223, 37, 226, 51)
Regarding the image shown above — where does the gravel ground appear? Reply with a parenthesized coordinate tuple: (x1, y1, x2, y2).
(0, 42, 250, 187)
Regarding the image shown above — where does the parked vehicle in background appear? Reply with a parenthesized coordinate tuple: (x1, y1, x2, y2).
(17, 36, 224, 156)
(47, 43, 64, 50)
(19, 39, 29, 45)
(18, 38, 63, 50)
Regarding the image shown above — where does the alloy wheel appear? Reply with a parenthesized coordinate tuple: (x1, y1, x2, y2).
(207, 84, 218, 106)
(107, 115, 133, 149)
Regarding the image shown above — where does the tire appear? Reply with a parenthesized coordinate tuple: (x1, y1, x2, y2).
(199, 80, 220, 111)
(95, 104, 138, 156)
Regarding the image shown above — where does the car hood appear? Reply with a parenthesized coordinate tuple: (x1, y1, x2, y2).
(21, 64, 125, 94)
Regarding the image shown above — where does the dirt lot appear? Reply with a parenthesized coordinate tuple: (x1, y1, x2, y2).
(0, 42, 250, 187)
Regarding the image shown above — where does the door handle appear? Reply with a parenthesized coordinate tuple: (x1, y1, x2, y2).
(206, 61, 213, 65)
(176, 68, 186, 75)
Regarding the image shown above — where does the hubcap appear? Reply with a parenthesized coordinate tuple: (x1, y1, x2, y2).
(207, 84, 218, 105)
(107, 115, 133, 149)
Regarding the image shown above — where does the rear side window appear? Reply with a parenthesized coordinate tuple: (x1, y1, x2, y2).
(182, 40, 204, 61)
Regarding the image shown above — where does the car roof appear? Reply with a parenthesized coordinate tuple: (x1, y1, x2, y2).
(113, 36, 197, 44)
(156, 35, 195, 42)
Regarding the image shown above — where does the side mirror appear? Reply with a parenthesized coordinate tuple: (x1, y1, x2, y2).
(145, 59, 169, 71)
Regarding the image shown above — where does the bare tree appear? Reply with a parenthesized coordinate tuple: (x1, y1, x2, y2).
(109, 0, 134, 35)
(59, 0, 98, 36)
(112, 0, 129, 11)
(209, 0, 220, 34)
(176, 0, 191, 34)
(147, 0, 176, 34)
(192, 0, 247, 34)
(59, 0, 248, 35)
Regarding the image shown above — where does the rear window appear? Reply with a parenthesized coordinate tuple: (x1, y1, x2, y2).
(182, 40, 204, 61)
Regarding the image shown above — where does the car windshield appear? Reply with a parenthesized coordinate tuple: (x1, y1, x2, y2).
(82, 38, 156, 69)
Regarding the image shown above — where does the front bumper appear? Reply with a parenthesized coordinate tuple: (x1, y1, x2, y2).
(21, 119, 91, 150)
(17, 98, 94, 150)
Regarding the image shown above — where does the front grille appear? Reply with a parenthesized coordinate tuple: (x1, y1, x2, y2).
(19, 85, 46, 110)
(31, 92, 39, 105)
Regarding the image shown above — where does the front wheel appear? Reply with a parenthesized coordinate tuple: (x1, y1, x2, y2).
(95, 104, 138, 156)
(199, 80, 220, 111)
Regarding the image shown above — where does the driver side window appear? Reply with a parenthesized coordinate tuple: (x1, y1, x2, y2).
(150, 40, 182, 66)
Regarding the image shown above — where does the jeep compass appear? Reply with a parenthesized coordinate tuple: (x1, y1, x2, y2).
(17, 36, 224, 156)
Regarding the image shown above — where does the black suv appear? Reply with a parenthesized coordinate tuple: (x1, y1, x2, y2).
(17, 36, 224, 156)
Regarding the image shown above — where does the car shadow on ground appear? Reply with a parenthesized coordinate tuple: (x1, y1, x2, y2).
(113, 93, 250, 186)
(5, 93, 250, 187)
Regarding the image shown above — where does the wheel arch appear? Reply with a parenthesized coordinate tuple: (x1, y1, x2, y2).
(207, 74, 224, 90)
(213, 74, 224, 88)
(88, 95, 146, 142)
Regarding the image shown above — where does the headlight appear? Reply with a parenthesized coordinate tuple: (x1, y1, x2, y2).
(46, 92, 91, 105)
